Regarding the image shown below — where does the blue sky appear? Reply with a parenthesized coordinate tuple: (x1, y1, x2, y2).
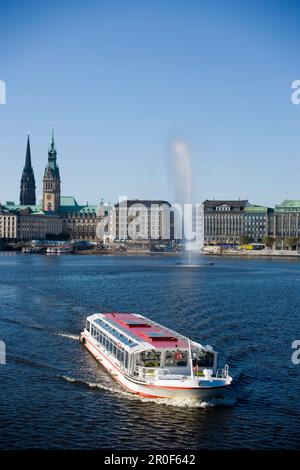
(0, 0, 299, 207)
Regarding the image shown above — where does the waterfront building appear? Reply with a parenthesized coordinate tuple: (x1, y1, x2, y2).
(203, 200, 275, 244)
(19, 135, 36, 206)
(204, 200, 248, 244)
(243, 205, 273, 242)
(0, 210, 18, 239)
(0, 204, 62, 240)
(273, 200, 300, 248)
(60, 197, 110, 241)
(18, 208, 62, 240)
(108, 199, 174, 243)
(0, 198, 108, 241)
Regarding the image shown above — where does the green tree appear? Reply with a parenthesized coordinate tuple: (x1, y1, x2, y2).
(239, 235, 253, 245)
(284, 237, 298, 250)
(45, 232, 70, 241)
(262, 236, 275, 248)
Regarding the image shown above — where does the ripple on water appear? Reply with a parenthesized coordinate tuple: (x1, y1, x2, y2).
(0, 255, 300, 449)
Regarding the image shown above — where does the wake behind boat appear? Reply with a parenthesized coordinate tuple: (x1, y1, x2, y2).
(80, 312, 232, 400)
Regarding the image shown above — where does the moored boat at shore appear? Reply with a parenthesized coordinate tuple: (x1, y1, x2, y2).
(80, 312, 232, 400)
(22, 246, 44, 254)
(46, 244, 73, 254)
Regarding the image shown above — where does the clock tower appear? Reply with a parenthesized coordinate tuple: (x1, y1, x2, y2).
(43, 131, 61, 213)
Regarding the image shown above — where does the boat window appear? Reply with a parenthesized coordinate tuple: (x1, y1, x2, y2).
(165, 350, 188, 367)
(116, 348, 121, 361)
(138, 350, 161, 368)
(91, 325, 97, 338)
(194, 350, 214, 368)
(85, 320, 91, 332)
(94, 318, 138, 349)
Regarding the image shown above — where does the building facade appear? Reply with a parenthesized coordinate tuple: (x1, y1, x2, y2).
(204, 200, 248, 243)
(0, 206, 62, 240)
(60, 197, 110, 241)
(108, 199, 174, 242)
(272, 200, 300, 248)
(243, 205, 273, 242)
(0, 211, 18, 239)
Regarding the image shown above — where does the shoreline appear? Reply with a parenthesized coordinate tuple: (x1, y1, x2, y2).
(1, 249, 300, 259)
(203, 251, 300, 259)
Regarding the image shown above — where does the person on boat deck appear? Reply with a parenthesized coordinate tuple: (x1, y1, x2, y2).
(174, 350, 183, 361)
(192, 355, 202, 376)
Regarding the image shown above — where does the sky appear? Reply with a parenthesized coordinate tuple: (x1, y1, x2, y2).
(0, 0, 300, 207)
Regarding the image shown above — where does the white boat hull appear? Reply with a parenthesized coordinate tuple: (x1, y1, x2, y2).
(80, 333, 231, 400)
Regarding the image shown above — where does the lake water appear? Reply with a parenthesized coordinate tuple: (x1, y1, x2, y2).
(0, 253, 300, 449)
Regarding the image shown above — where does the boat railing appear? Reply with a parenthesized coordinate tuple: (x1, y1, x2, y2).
(134, 365, 157, 380)
(215, 364, 229, 379)
(134, 366, 188, 381)
(155, 368, 188, 380)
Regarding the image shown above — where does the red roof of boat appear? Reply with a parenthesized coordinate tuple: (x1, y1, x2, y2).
(103, 312, 190, 349)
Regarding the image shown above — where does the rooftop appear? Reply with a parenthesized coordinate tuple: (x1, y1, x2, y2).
(100, 312, 198, 350)
(275, 200, 300, 212)
(203, 200, 248, 209)
(115, 199, 171, 208)
(244, 205, 271, 213)
(1, 197, 110, 216)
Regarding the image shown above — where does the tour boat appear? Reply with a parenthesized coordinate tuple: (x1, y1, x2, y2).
(46, 244, 73, 254)
(80, 312, 232, 400)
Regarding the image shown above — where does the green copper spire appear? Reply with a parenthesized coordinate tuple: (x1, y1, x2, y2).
(44, 128, 60, 178)
(48, 127, 57, 160)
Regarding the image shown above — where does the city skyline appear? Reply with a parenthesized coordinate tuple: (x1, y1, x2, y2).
(1, 0, 300, 206)
(3, 131, 300, 210)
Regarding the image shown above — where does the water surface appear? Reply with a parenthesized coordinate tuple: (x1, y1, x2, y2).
(0, 253, 299, 449)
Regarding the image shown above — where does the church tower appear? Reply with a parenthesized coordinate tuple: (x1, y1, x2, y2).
(20, 135, 36, 205)
(43, 130, 61, 213)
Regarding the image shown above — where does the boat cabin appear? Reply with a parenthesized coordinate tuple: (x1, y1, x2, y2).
(84, 312, 217, 379)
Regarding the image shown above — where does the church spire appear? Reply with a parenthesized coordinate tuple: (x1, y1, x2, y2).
(20, 134, 36, 206)
(25, 134, 32, 168)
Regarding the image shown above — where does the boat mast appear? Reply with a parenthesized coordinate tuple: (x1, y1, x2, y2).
(188, 337, 194, 380)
